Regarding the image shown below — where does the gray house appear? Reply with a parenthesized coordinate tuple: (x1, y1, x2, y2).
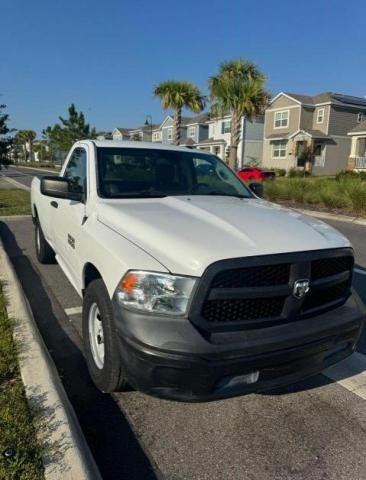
(112, 128, 134, 141)
(160, 114, 209, 145)
(196, 114, 264, 167)
(262, 92, 366, 175)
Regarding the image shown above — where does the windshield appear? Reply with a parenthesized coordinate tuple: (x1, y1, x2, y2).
(96, 147, 253, 199)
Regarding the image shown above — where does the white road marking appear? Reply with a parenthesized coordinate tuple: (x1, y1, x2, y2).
(65, 306, 82, 316)
(1, 175, 30, 191)
(324, 353, 366, 400)
(354, 268, 366, 275)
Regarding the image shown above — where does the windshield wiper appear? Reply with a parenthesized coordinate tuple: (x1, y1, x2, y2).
(197, 192, 249, 199)
(109, 190, 167, 199)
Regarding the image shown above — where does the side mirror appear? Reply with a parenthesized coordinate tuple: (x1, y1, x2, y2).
(40, 176, 83, 202)
(249, 182, 264, 198)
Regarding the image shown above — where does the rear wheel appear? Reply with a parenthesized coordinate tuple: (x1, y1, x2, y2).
(35, 220, 55, 264)
(82, 279, 128, 393)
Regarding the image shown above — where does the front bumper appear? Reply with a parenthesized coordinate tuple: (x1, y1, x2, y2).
(112, 292, 365, 402)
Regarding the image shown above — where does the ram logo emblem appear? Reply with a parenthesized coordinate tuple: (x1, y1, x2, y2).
(293, 279, 310, 299)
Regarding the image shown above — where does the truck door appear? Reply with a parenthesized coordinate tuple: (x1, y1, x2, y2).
(51, 146, 88, 290)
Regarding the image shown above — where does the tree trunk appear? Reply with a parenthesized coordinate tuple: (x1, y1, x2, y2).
(173, 108, 182, 145)
(228, 111, 241, 170)
(23, 143, 27, 162)
(29, 140, 33, 162)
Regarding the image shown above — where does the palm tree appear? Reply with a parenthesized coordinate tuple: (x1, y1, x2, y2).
(16, 130, 37, 162)
(154, 81, 206, 145)
(209, 58, 271, 170)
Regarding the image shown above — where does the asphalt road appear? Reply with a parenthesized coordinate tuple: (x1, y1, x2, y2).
(1, 165, 366, 480)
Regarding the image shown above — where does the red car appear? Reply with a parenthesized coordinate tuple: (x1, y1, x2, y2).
(237, 167, 275, 182)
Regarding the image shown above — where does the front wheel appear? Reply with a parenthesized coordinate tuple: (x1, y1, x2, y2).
(35, 220, 55, 264)
(82, 279, 128, 393)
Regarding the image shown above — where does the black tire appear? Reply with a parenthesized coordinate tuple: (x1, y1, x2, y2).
(82, 279, 128, 393)
(35, 219, 55, 264)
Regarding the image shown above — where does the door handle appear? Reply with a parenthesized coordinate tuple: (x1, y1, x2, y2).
(50, 201, 58, 208)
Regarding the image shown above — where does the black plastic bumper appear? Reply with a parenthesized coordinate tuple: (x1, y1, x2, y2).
(112, 292, 365, 402)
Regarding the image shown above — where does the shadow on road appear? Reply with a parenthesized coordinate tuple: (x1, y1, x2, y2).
(0, 222, 158, 480)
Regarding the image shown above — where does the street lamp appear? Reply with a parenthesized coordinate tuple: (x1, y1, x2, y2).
(145, 115, 153, 142)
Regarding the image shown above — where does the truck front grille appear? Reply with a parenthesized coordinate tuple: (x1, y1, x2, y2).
(202, 297, 286, 323)
(189, 249, 353, 331)
(311, 256, 353, 281)
(211, 264, 290, 288)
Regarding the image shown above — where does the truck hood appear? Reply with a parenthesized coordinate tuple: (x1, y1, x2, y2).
(97, 196, 350, 277)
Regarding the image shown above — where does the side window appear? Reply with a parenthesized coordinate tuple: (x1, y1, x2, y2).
(64, 148, 87, 194)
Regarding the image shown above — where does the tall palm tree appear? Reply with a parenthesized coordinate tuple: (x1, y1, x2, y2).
(209, 58, 271, 170)
(16, 130, 37, 162)
(154, 81, 206, 145)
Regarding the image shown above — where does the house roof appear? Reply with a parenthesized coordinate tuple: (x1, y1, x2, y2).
(300, 129, 330, 139)
(348, 121, 366, 134)
(196, 137, 226, 145)
(129, 124, 160, 133)
(277, 92, 366, 108)
(115, 127, 134, 135)
(182, 113, 210, 125)
(266, 133, 290, 140)
(283, 92, 314, 104)
(267, 129, 330, 140)
(180, 138, 196, 146)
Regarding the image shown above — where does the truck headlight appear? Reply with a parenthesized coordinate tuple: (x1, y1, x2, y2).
(116, 271, 197, 315)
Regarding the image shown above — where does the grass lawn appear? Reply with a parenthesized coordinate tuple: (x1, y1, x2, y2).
(0, 283, 44, 479)
(0, 189, 31, 216)
(263, 175, 366, 217)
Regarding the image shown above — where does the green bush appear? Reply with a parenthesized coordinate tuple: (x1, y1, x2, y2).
(336, 170, 366, 182)
(288, 168, 311, 178)
(263, 175, 366, 216)
(345, 183, 366, 215)
(273, 168, 286, 177)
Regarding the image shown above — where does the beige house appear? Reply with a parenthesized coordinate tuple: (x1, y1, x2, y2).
(262, 92, 366, 175)
(347, 121, 366, 171)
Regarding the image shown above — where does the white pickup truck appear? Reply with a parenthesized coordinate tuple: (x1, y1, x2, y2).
(31, 140, 365, 401)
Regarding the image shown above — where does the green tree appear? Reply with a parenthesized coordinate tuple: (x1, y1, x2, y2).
(154, 81, 206, 145)
(0, 104, 14, 165)
(33, 142, 50, 162)
(209, 58, 271, 169)
(15, 130, 36, 162)
(43, 104, 97, 152)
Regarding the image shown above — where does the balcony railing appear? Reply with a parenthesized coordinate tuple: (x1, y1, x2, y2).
(355, 156, 366, 169)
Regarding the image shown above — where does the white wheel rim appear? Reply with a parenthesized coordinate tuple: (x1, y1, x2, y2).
(88, 303, 105, 369)
(36, 226, 41, 252)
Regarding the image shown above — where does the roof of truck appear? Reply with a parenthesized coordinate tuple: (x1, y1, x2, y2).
(85, 139, 212, 154)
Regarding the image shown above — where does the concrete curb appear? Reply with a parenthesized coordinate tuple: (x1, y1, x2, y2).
(0, 240, 102, 480)
(296, 208, 366, 226)
(10, 164, 61, 174)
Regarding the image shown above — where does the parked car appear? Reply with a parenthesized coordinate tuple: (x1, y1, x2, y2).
(237, 166, 275, 182)
(31, 141, 365, 401)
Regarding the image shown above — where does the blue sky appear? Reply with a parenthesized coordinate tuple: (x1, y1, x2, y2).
(2, 0, 366, 135)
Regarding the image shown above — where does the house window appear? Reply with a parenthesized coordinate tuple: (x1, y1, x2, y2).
(316, 108, 325, 124)
(167, 129, 173, 141)
(153, 132, 161, 141)
(188, 126, 196, 138)
(357, 112, 364, 123)
(274, 110, 289, 128)
(272, 141, 287, 158)
(221, 120, 231, 134)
